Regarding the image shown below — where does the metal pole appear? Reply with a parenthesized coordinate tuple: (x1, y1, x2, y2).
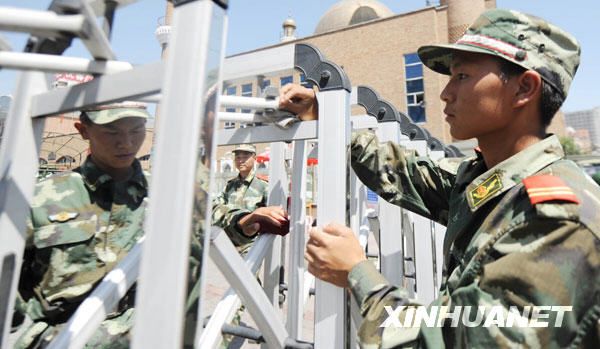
(132, 1, 227, 347)
(0, 7, 85, 34)
(313, 89, 350, 349)
(198, 234, 278, 348)
(0, 71, 48, 348)
(210, 228, 288, 349)
(220, 95, 279, 110)
(286, 140, 308, 339)
(0, 52, 132, 74)
(47, 239, 144, 349)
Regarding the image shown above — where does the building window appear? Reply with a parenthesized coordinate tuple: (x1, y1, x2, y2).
(241, 83, 253, 114)
(261, 79, 271, 91)
(404, 53, 426, 123)
(224, 86, 236, 129)
(280, 75, 293, 87)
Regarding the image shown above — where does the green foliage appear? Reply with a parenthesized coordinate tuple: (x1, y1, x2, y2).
(559, 136, 581, 155)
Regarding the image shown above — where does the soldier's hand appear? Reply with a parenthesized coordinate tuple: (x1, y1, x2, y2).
(279, 84, 318, 121)
(238, 206, 289, 237)
(305, 222, 366, 288)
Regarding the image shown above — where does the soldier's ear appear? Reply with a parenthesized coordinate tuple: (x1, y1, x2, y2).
(513, 70, 542, 109)
(74, 122, 90, 140)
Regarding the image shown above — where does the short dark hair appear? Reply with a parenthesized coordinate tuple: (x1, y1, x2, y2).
(79, 112, 93, 125)
(497, 59, 565, 128)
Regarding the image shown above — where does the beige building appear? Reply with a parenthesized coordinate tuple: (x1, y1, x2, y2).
(218, 0, 567, 155)
(22, 0, 570, 176)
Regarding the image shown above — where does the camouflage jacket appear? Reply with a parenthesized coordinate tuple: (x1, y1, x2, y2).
(348, 131, 600, 348)
(14, 157, 148, 348)
(211, 169, 268, 249)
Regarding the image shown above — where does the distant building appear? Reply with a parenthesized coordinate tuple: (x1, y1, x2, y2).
(157, 0, 570, 176)
(565, 107, 600, 154)
(218, 0, 567, 148)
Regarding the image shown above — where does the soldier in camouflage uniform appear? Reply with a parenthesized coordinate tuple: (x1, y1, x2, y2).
(212, 144, 288, 253)
(11, 103, 150, 348)
(282, 8, 600, 348)
(211, 144, 288, 347)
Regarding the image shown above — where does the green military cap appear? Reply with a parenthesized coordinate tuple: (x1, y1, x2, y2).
(418, 8, 581, 98)
(232, 144, 256, 154)
(83, 102, 150, 125)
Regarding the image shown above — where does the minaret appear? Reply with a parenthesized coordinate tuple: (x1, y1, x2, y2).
(441, 0, 486, 43)
(155, 2, 173, 58)
(281, 17, 297, 42)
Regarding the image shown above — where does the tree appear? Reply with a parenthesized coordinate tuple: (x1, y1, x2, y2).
(559, 136, 581, 155)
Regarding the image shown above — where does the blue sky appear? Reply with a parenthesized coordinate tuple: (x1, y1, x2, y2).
(0, 0, 597, 112)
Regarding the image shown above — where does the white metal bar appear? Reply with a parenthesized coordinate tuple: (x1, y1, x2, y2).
(0, 7, 85, 35)
(47, 238, 144, 349)
(218, 112, 267, 123)
(132, 2, 227, 348)
(402, 210, 416, 297)
(0, 52, 132, 75)
(77, 0, 116, 60)
(376, 122, 406, 286)
(198, 233, 277, 348)
(314, 89, 350, 349)
(220, 95, 279, 110)
(217, 120, 317, 146)
(223, 44, 295, 82)
(0, 71, 49, 348)
(411, 213, 436, 305)
(350, 114, 379, 130)
(263, 143, 287, 308)
(30, 61, 162, 117)
(210, 228, 288, 349)
(286, 140, 308, 339)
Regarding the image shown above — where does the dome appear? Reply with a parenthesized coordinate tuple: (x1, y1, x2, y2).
(314, 0, 394, 34)
(283, 17, 297, 28)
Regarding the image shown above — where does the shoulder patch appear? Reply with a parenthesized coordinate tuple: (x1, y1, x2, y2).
(522, 175, 579, 205)
(256, 174, 269, 183)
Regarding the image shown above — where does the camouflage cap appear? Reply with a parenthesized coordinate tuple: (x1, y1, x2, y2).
(232, 144, 256, 154)
(83, 102, 150, 125)
(418, 8, 581, 98)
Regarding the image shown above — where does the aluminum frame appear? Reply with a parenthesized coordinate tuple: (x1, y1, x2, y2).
(132, 1, 228, 347)
(313, 89, 350, 349)
(0, 71, 49, 348)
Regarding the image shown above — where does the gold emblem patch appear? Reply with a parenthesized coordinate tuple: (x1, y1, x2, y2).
(48, 211, 79, 223)
(470, 173, 503, 208)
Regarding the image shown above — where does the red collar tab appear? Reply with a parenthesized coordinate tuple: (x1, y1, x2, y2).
(522, 175, 580, 205)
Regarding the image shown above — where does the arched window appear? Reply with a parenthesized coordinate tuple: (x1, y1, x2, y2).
(39, 158, 48, 165)
(56, 155, 75, 168)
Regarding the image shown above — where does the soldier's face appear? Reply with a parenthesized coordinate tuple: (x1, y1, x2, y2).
(234, 151, 255, 175)
(440, 52, 516, 140)
(77, 117, 146, 171)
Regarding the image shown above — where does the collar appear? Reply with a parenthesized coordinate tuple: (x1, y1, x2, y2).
(238, 169, 256, 185)
(77, 156, 147, 192)
(464, 135, 564, 212)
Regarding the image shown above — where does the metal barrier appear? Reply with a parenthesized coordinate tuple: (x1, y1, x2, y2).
(0, 1, 465, 348)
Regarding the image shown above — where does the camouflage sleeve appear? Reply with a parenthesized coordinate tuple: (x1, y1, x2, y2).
(348, 260, 423, 348)
(211, 199, 253, 247)
(350, 219, 600, 348)
(350, 130, 455, 225)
